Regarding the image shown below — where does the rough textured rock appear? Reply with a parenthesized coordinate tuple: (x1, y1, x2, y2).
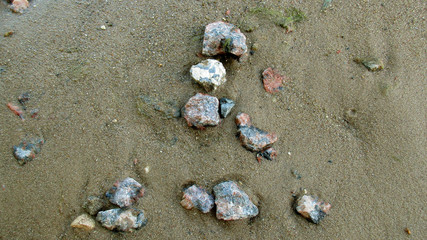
(70, 214, 95, 231)
(136, 94, 180, 119)
(236, 113, 278, 152)
(295, 195, 331, 224)
(180, 185, 214, 213)
(219, 98, 235, 118)
(106, 177, 145, 208)
(262, 68, 285, 94)
(182, 93, 220, 129)
(202, 21, 247, 57)
(83, 196, 107, 215)
(354, 57, 384, 71)
(96, 208, 147, 232)
(256, 147, 277, 162)
(8, 0, 29, 13)
(190, 59, 226, 92)
(213, 181, 259, 220)
(13, 137, 44, 165)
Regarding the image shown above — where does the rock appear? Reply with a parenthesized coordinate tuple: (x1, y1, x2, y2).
(136, 94, 180, 119)
(213, 181, 259, 220)
(70, 214, 95, 231)
(202, 21, 247, 57)
(219, 98, 235, 118)
(180, 185, 214, 213)
(295, 195, 331, 224)
(83, 196, 107, 215)
(190, 59, 226, 92)
(13, 137, 44, 165)
(256, 147, 277, 162)
(182, 93, 220, 129)
(8, 0, 29, 13)
(236, 113, 278, 152)
(96, 208, 147, 232)
(106, 177, 145, 208)
(7, 103, 24, 120)
(354, 57, 384, 71)
(262, 68, 285, 94)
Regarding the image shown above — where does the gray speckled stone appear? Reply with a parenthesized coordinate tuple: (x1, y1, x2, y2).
(182, 93, 220, 129)
(202, 21, 247, 57)
(295, 195, 331, 224)
(96, 208, 147, 232)
(213, 181, 258, 220)
(180, 185, 214, 213)
(219, 98, 235, 118)
(106, 177, 145, 208)
(13, 137, 44, 165)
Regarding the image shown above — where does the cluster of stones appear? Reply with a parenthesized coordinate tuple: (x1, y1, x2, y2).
(180, 181, 258, 221)
(71, 177, 147, 232)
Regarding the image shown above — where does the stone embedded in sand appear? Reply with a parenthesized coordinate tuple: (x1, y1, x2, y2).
(262, 68, 285, 94)
(180, 185, 214, 213)
(96, 208, 147, 232)
(213, 181, 258, 220)
(219, 98, 235, 118)
(106, 177, 145, 208)
(136, 94, 181, 119)
(202, 21, 247, 57)
(190, 59, 226, 92)
(354, 57, 384, 72)
(295, 195, 331, 224)
(70, 213, 96, 231)
(236, 113, 278, 152)
(182, 93, 220, 129)
(83, 196, 107, 216)
(13, 137, 44, 165)
(9, 0, 29, 13)
(256, 147, 277, 162)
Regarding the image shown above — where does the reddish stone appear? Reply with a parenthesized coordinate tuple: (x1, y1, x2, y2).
(182, 93, 220, 129)
(256, 147, 278, 162)
(262, 68, 285, 94)
(236, 113, 278, 152)
(295, 195, 331, 224)
(202, 21, 247, 57)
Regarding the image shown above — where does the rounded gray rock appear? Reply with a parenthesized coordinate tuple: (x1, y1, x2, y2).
(105, 177, 145, 208)
(96, 208, 147, 232)
(182, 93, 220, 129)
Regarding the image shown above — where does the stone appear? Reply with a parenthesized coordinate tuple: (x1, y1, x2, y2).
(13, 137, 44, 165)
(213, 181, 258, 220)
(236, 113, 278, 152)
(354, 57, 384, 71)
(71, 214, 95, 231)
(219, 98, 235, 118)
(256, 147, 277, 162)
(180, 185, 214, 213)
(96, 208, 147, 232)
(8, 0, 29, 13)
(295, 195, 331, 224)
(202, 21, 247, 57)
(262, 68, 285, 94)
(190, 59, 226, 92)
(106, 177, 145, 208)
(136, 94, 181, 119)
(182, 93, 220, 129)
(83, 196, 107, 215)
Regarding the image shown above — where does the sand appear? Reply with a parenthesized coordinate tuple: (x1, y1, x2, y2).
(0, 0, 425, 239)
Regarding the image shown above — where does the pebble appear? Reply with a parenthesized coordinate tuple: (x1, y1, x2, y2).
(96, 208, 147, 232)
(219, 98, 235, 118)
(354, 57, 384, 71)
(295, 195, 331, 224)
(7, 103, 24, 120)
(70, 213, 95, 231)
(106, 177, 145, 208)
(13, 137, 44, 165)
(190, 59, 226, 92)
(213, 181, 259, 220)
(136, 94, 181, 119)
(236, 113, 278, 152)
(182, 93, 220, 129)
(262, 68, 285, 94)
(202, 21, 248, 57)
(83, 196, 107, 215)
(256, 147, 277, 162)
(180, 185, 214, 213)
(9, 0, 29, 13)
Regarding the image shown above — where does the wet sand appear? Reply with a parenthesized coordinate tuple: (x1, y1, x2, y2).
(0, 0, 426, 239)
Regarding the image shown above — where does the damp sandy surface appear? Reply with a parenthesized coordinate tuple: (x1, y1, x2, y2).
(0, 0, 426, 239)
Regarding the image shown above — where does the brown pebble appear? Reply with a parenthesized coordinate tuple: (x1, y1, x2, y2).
(71, 214, 95, 231)
(262, 68, 285, 94)
(405, 228, 411, 235)
(4, 31, 14, 37)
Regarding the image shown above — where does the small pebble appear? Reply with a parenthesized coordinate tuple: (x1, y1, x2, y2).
(13, 137, 44, 165)
(182, 93, 220, 129)
(106, 177, 145, 208)
(202, 21, 247, 57)
(236, 113, 278, 152)
(70, 214, 95, 231)
(219, 98, 235, 118)
(9, 0, 29, 13)
(190, 59, 226, 92)
(256, 147, 277, 162)
(4, 31, 14, 37)
(100, 25, 106, 30)
(181, 185, 214, 213)
(295, 195, 331, 224)
(96, 208, 147, 232)
(262, 68, 285, 94)
(354, 57, 384, 71)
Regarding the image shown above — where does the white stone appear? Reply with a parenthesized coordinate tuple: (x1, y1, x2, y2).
(71, 214, 95, 231)
(190, 59, 226, 91)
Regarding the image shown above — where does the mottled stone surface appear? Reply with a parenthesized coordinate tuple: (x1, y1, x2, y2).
(190, 59, 226, 92)
(262, 68, 285, 94)
(13, 137, 44, 165)
(9, 0, 29, 13)
(202, 21, 247, 57)
(106, 177, 145, 208)
(96, 208, 147, 232)
(219, 98, 235, 118)
(182, 93, 220, 129)
(213, 181, 259, 220)
(236, 113, 278, 152)
(355, 57, 384, 71)
(256, 147, 278, 162)
(180, 185, 214, 213)
(70, 214, 95, 231)
(83, 196, 107, 215)
(295, 195, 331, 224)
